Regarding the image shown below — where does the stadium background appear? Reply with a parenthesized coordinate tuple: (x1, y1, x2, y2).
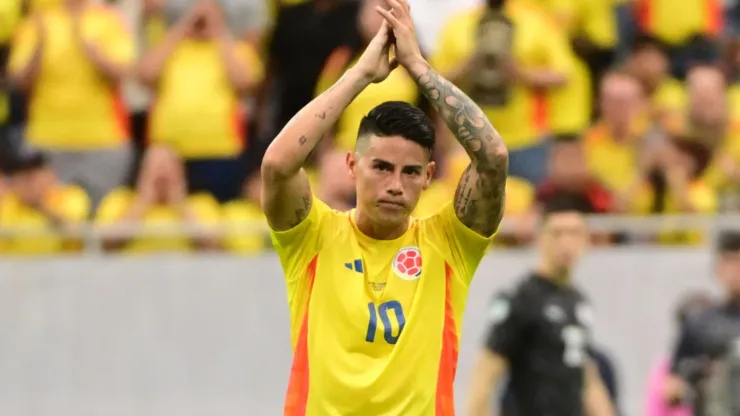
(1, 0, 740, 414)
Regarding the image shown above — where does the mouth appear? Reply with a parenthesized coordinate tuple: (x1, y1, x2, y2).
(377, 200, 405, 211)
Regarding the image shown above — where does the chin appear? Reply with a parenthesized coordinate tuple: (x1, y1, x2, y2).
(374, 209, 409, 228)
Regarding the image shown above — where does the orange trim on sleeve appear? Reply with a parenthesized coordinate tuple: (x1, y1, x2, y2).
(635, 0, 652, 34)
(435, 263, 459, 416)
(231, 104, 247, 150)
(283, 256, 318, 416)
(112, 89, 130, 141)
(532, 93, 549, 135)
(703, 0, 723, 35)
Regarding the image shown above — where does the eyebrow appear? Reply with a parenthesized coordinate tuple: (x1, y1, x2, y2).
(371, 158, 424, 170)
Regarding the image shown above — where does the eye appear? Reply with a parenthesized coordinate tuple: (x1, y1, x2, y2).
(402, 167, 422, 176)
(373, 163, 393, 172)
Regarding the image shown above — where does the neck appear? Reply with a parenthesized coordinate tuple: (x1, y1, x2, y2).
(354, 208, 408, 240)
(536, 262, 572, 286)
(605, 120, 630, 141)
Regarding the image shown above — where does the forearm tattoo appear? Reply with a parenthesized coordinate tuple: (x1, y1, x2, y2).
(416, 66, 508, 236)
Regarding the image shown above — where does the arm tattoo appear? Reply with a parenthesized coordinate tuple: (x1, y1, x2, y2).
(416, 66, 508, 236)
(287, 195, 312, 228)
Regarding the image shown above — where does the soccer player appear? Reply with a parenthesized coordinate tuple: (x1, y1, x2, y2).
(465, 197, 615, 416)
(664, 231, 740, 415)
(260, 0, 508, 413)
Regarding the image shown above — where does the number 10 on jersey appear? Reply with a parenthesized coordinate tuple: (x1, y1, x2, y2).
(366, 301, 406, 344)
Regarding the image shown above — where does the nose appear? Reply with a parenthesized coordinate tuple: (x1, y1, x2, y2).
(386, 173, 403, 197)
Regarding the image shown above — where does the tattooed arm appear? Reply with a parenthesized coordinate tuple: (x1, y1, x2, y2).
(378, 0, 508, 237)
(260, 70, 370, 231)
(412, 65, 508, 236)
(261, 21, 399, 231)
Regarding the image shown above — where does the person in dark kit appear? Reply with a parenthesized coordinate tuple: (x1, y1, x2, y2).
(665, 230, 740, 416)
(465, 196, 615, 416)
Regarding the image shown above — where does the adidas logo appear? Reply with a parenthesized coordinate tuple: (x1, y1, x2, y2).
(344, 259, 363, 273)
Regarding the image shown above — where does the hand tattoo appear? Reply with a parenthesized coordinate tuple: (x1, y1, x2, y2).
(416, 66, 508, 236)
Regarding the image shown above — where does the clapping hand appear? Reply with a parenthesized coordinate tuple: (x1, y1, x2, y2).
(375, 0, 425, 72)
(353, 20, 399, 83)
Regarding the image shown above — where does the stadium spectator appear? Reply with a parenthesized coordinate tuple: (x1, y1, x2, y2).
(625, 35, 686, 126)
(222, 171, 268, 254)
(540, 0, 617, 124)
(0, 0, 21, 147)
(537, 140, 613, 215)
(0, 148, 90, 255)
(583, 71, 654, 214)
(137, 0, 263, 203)
(634, 0, 722, 78)
(644, 290, 712, 416)
(666, 66, 737, 213)
(259, 0, 361, 139)
(316, 149, 355, 211)
(95, 145, 220, 253)
(7, 0, 136, 210)
(314, 0, 420, 153)
(432, 0, 571, 186)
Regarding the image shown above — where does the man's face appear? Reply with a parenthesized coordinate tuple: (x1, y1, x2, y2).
(687, 68, 727, 125)
(349, 135, 434, 228)
(548, 143, 588, 186)
(632, 47, 667, 84)
(600, 76, 644, 129)
(717, 250, 740, 297)
(359, 0, 384, 42)
(538, 212, 588, 271)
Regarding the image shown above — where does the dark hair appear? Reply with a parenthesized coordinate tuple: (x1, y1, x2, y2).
(717, 230, 740, 253)
(630, 34, 667, 55)
(541, 195, 591, 219)
(3, 151, 48, 175)
(357, 101, 435, 153)
(674, 291, 713, 327)
(486, 0, 507, 10)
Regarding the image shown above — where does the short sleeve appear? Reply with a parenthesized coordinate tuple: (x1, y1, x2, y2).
(189, 194, 222, 224)
(95, 188, 133, 225)
(429, 203, 493, 284)
(670, 320, 701, 377)
(58, 187, 91, 223)
(689, 183, 717, 213)
(99, 8, 136, 66)
(8, 18, 37, 75)
(235, 41, 265, 86)
(270, 197, 333, 281)
(539, 24, 572, 73)
(484, 292, 532, 360)
(430, 15, 468, 74)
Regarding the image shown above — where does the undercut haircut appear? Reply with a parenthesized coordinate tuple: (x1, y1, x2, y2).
(356, 101, 436, 155)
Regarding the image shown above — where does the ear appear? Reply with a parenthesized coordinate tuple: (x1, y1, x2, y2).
(347, 151, 357, 179)
(423, 161, 436, 190)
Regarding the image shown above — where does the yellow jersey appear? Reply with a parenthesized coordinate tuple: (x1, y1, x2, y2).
(8, 4, 135, 150)
(95, 189, 221, 253)
(271, 199, 492, 415)
(433, 2, 572, 150)
(636, 0, 722, 45)
(0, 185, 90, 255)
(148, 39, 264, 159)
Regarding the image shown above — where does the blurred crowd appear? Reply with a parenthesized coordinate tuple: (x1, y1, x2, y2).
(1, 0, 740, 255)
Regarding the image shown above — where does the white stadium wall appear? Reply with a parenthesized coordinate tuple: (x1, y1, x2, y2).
(0, 249, 719, 416)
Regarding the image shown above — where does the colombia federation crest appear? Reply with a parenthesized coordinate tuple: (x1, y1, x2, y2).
(392, 246, 423, 280)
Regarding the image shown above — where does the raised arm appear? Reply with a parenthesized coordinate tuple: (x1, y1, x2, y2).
(261, 21, 399, 231)
(377, 0, 508, 237)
